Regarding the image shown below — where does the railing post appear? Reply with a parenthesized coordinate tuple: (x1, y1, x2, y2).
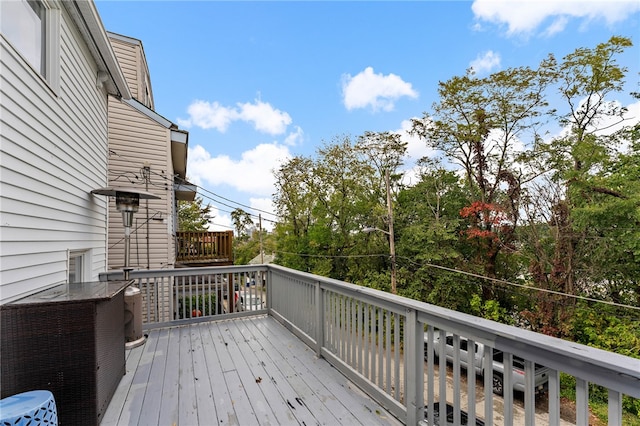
(315, 281, 323, 357)
(266, 267, 273, 313)
(405, 308, 424, 425)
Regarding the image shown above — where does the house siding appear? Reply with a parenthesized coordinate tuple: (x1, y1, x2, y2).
(0, 5, 110, 302)
(106, 99, 175, 270)
(111, 40, 139, 99)
(109, 34, 153, 109)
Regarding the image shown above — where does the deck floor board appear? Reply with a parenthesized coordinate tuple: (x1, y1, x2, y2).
(103, 315, 401, 425)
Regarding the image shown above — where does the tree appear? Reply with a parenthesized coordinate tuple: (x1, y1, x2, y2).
(230, 208, 254, 239)
(411, 62, 552, 288)
(274, 135, 381, 280)
(234, 229, 277, 265)
(392, 160, 469, 307)
(178, 197, 212, 231)
(506, 36, 637, 337)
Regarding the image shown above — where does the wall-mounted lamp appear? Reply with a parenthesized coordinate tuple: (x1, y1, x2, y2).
(91, 186, 160, 279)
(92, 186, 160, 349)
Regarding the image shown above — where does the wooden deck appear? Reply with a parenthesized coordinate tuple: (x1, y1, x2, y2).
(102, 315, 402, 425)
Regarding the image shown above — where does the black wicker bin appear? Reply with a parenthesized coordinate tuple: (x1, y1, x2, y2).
(1, 281, 129, 425)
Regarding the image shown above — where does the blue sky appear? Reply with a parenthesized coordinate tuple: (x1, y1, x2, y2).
(95, 1, 640, 231)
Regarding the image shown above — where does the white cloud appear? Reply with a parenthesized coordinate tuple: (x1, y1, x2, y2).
(342, 67, 418, 112)
(207, 206, 233, 232)
(469, 51, 501, 75)
(178, 100, 237, 131)
(471, 0, 640, 36)
(178, 99, 292, 135)
(283, 126, 304, 146)
(187, 143, 292, 196)
(395, 119, 435, 164)
(249, 197, 277, 232)
(390, 119, 438, 187)
(594, 100, 640, 138)
(237, 100, 292, 135)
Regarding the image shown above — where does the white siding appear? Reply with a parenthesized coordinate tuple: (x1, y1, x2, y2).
(0, 6, 110, 302)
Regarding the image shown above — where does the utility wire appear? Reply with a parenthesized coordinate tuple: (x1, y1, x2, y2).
(272, 250, 640, 313)
(107, 148, 280, 220)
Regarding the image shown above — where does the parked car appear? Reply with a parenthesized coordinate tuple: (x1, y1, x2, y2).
(424, 402, 485, 426)
(424, 332, 549, 396)
(234, 291, 264, 311)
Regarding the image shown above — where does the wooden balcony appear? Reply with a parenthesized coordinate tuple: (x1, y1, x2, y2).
(101, 265, 640, 425)
(175, 231, 233, 266)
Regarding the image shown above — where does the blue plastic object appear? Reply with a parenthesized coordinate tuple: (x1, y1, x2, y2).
(0, 390, 57, 426)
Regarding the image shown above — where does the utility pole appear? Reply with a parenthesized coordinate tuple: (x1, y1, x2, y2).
(385, 169, 397, 294)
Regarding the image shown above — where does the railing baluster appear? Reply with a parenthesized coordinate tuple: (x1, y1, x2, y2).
(377, 307, 383, 388)
(453, 334, 461, 426)
(394, 312, 400, 402)
(483, 343, 493, 426)
(467, 338, 476, 425)
(576, 378, 589, 426)
(356, 299, 362, 373)
(524, 359, 535, 426)
(504, 352, 514, 425)
(405, 309, 423, 426)
(364, 303, 369, 380)
(385, 311, 391, 395)
(608, 390, 622, 426)
(438, 329, 447, 421)
(426, 326, 435, 426)
(315, 281, 322, 356)
(548, 368, 560, 426)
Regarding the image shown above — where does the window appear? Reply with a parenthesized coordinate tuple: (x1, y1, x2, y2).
(68, 251, 87, 283)
(1, 0, 59, 90)
(1, 0, 46, 75)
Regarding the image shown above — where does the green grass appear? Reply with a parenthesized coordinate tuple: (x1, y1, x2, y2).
(560, 373, 640, 425)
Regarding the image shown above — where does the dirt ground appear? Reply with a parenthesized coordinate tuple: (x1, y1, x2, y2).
(431, 362, 589, 425)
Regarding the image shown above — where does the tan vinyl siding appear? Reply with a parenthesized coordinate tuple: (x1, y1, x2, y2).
(110, 39, 139, 99)
(109, 35, 153, 109)
(106, 99, 175, 271)
(0, 6, 109, 302)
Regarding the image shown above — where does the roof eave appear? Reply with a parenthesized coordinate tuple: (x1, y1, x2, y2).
(171, 130, 188, 180)
(67, 1, 131, 100)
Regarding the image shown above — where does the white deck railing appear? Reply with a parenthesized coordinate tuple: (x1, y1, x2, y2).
(101, 265, 640, 426)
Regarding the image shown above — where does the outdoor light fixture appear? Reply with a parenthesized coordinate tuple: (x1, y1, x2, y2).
(92, 186, 160, 349)
(91, 186, 160, 279)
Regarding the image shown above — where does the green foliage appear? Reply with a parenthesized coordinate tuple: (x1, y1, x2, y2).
(469, 294, 513, 324)
(177, 293, 219, 318)
(569, 304, 640, 358)
(234, 230, 276, 265)
(274, 134, 404, 281)
(178, 197, 212, 231)
(231, 208, 254, 239)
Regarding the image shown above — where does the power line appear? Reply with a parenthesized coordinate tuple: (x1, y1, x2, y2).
(398, 255, 640, 312)
(271, 250, 640, 313)
(107, 148, 281, 221)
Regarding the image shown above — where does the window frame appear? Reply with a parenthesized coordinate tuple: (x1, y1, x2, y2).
(0, 0, 60, 91)
(68, 250, 90, 283)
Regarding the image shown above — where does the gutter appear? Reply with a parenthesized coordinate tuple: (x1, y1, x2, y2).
(67, 1, 131, 100)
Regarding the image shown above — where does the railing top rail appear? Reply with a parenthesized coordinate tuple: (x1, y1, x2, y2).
(176, 230, 233, 235)
(99, 264, 267, 281)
